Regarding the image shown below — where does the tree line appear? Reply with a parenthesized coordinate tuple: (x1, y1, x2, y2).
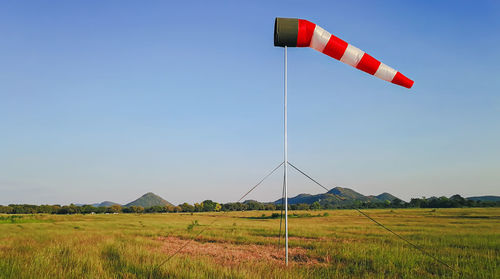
(0, 195, 498, 214)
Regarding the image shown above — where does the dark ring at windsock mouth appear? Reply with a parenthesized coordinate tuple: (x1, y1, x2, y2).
(274, 18, 299, 47)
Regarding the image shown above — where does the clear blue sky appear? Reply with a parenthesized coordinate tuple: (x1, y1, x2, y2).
(1, 1, 499, 205)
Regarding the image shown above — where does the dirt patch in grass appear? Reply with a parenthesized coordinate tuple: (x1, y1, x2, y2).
(157, 236, 323, 266)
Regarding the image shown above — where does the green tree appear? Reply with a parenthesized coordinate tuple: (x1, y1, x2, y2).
(391, 198, 404, 208)
(264, 204, 276, 211)
(311, 201, 321, 210)
(179, 203, 195, 212)
(194, 203, 203, 212)
(296, 203, 310, 210)
(202, 200, 217, 212)
(129, 206, 144, 213)
(0, 205, 13, 214)
(80, 205, 98, 214)
(165, 205, 175, 212)
(245, 201, 264, 211)
(214, 203, 222, 212)
(109, 204, 122, 213)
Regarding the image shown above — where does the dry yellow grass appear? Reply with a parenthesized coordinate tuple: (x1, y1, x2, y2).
(0, 208, 498, 278)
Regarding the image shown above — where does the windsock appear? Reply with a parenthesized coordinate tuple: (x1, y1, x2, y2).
(274, 18, 413, 89)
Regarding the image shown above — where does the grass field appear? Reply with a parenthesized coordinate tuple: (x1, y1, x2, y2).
(0, 208, 498, 278)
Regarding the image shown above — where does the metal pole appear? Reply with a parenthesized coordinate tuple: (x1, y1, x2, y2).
(284, 46, 288, 266)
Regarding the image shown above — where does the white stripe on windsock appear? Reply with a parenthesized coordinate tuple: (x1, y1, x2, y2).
(310, 25, 331, 52)
(374, 63, 397, 82)
(340, 44, 365, 68)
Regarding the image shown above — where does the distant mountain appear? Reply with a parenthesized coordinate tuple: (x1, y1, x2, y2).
(328, 187, 366, 200)
(75, 193, 172, 208)
(75, 201, 121, 207)
(275, 186, 402, 206)
(95, 201, 121, 207)
(243, 200, 260, 204)
(467, 196, 500, 202)
(275, 192, 344, 205)
(125, 192, 173, 208)
(374, 192, 399, 202)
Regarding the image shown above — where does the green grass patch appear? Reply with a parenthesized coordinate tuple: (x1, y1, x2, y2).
(0, 215, 53, 224)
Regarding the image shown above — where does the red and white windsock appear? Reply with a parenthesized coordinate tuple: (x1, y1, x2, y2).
(274, 18, 414, 89)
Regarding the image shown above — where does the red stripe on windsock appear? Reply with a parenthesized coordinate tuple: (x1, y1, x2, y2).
(297, 19, 315, 47)
(322, 35, 348, 60)
(391, 72, 414, 88)
(356, 53, 381, 75)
